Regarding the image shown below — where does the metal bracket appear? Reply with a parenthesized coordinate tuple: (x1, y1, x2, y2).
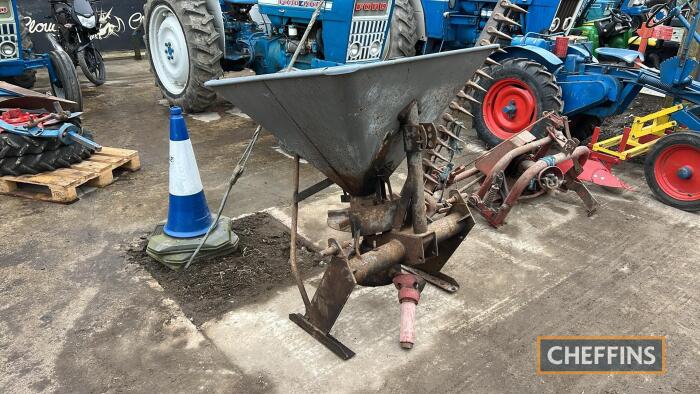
(401, 265, 460, 293)
(367, 230, 437, 266)
(562, 172, 599, 216)
(294, 177, 334, 203)
(289, 314, 355, 360)
(289, 254, 357, 360)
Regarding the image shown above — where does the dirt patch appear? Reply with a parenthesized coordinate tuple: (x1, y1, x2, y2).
(128, 212, 325, 325)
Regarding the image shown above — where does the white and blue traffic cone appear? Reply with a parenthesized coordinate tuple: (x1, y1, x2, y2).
(147, 107, 239, 270)
(164, 106, 213, 238)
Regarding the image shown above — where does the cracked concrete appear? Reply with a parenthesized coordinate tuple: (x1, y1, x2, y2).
(0, 59, 698, 393)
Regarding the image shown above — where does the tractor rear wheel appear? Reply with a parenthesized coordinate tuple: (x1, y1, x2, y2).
(3, 14, 37, 89)
(472, 58, 564, 148)
(383, 0, 419, 59)
(644, 132, 700, 211)
(49, 50, 83, 112)
(144, 0, 224, 113)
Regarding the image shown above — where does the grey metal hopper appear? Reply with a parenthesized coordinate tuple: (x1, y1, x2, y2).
(207, 46, 498, 196)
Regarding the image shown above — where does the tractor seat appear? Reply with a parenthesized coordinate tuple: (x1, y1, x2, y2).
(595, 47, 644, 65)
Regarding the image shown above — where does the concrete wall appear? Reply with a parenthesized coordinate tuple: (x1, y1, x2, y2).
(20, 0, 146, 52)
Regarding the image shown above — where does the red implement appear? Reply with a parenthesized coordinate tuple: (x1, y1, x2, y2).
(576, 158, 634, 190)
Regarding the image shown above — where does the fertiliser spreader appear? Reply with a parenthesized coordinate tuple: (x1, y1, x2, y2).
(208, 47, 598, 358)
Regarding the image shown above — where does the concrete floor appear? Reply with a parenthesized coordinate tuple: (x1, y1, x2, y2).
(0, 59, 698, 393)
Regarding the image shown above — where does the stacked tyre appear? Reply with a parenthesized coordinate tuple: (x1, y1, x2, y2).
(0, 129, 96, 176)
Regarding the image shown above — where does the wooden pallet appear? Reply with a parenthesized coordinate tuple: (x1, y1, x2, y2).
(0, 147, 140, 203)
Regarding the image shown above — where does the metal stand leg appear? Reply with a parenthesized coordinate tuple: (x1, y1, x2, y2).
(403, 101, 428, 234)
(290, 154, 311, 311)
(288, 156, 356, 359)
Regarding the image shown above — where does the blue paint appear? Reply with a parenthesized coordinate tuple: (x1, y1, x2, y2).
(164, 105, 214, 238)
(169, 107, 190, 142)
(677, 166, 693, 180)
(503, 101, 517, 119)
(0, 1, 60, 84)
(216, 0, 569, 73)
(164, 191, 214, 238)
(189, 0, 700, 137)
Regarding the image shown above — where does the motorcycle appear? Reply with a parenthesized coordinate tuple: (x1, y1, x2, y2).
(49, 0, 107, 86)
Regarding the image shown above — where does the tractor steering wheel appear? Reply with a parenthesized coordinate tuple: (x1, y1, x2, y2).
(646, 1, 675, 27)
(610, 8, 633, 24)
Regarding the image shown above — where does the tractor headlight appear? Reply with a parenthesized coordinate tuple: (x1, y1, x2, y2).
(77, 14, 97, 29)
(0, 41, 17, 58)
(369, 40, 381, 57)
(349, 42, 361, 59)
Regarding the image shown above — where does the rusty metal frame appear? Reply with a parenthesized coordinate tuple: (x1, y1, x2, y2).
(288, 101, 476, 359)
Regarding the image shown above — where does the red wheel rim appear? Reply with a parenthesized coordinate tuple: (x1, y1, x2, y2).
(483, 78, 537, 139)
(653, 143, 700, 201)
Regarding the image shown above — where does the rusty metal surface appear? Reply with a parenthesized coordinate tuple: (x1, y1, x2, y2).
(207, 45, 498, 196)
(474, 131, 537, 174)
(400, 265, 460, 293)
(289, 313, 356, 360)
(306, 254, 356, 333)
(349, 196, 398, 235)
(367, 230, 437, 268)
(471, 146, 593, 227)
(0, 82, 76, 112)
(349, 239, 406, 286)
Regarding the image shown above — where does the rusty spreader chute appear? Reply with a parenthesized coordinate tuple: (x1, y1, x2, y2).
(207, 46, 498, 359)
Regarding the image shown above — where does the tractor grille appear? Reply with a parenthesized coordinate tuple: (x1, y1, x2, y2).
(346, 20, 389, 62)
(549, 0, 586, 34)
(0, 22, 18, 60)
(346, 0, 392, 62)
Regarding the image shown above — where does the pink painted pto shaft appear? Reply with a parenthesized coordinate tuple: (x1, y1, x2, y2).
(393, 273, 421, 349)
(399, 301, 417, 349)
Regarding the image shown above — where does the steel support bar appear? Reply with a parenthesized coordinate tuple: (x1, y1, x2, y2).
(294, 177, 334, 203)
(403, 102, 429, 234)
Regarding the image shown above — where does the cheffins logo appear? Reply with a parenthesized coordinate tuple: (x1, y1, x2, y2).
(537, 336, 666, 375)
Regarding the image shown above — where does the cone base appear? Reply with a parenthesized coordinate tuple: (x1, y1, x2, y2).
(146, 217, 239, 270)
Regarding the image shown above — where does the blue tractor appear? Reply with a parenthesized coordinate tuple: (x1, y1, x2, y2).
(143, 0, 593, 113)
(0, 0, 83, 111)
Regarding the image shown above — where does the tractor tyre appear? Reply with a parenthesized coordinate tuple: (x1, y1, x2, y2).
(144, 0, 224, 113)
(0, 133, 63, 158)
(644, 132, 700, 211)
(0, 133, 96, 176)
(383, 0, 419, 59)
(2, 14, 37, 89)
(49, 50, 83, 112)
(472, 58, 564, 148)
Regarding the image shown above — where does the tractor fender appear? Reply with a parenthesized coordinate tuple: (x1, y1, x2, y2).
(491, 45, 564, 74)
(205, 0, 226, 52)
(407, 0, 427, 41)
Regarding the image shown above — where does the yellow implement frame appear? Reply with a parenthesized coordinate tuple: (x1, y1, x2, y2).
(591, 104, 683, 160)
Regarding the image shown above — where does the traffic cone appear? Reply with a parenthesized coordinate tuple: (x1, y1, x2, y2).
(163, 106, 213, 238)
(147, 107, 239, 270)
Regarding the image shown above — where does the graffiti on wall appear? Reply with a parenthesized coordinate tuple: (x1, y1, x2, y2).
(24, 9, 144, 40)
(21, 0, 146, 52)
